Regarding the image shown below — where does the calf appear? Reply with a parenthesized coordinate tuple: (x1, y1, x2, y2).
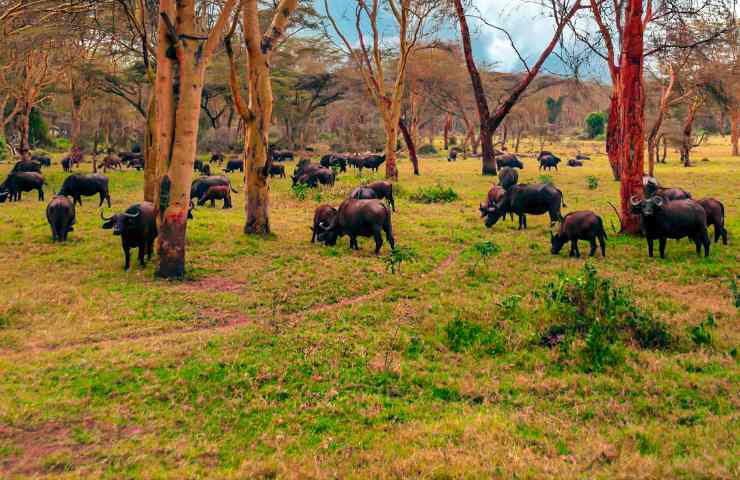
(46, 195, 76, 242)
(697, 198, 727, 245)
(101, 202, 158, 270)
(224, 158, 244, 173)
(311, 204, 338, 243)
(498, 166, 518, 190)
(0, 172, 45, 202)
(630, 196, 709, 258)
(496, 154, 524, 169)
(198, 185, 232, 208)
(316, 199, 395, 253)
(480, 183, 565, 229)
(550, 211, 607, 257)
(59, 173, 111, 207)
(269, 164, 286, 178)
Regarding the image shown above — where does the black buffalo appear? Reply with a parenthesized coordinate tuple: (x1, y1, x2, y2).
(550, 210, 607, 257)
(31, 155, 51, 167)
(0, 172, 45, 202)
(61, 157, 73, 172)
(317, 199, 395, 253)
(357, 154, 385, 173)
(198, 185, 232, 209)
(190, 175, 237, 200)
(567, 159, 583, 167)
(224, 158, 244, 173)
(365, 181, 395, 212)
(271, 149, 294, 162)
(292, 162, 335, 187)
(101, 202, 157, 270)
(630, 196, 709, 258)
(320, 154, 347, 172)
(269, 164, 286, 178)
(46, 195, 76, 242)
(654, 187, 691, 201)
(480, 183, 565, 229)
(448, 148, 458, 162)
(496, 154, 524, 169)
(11, 160, 42, 173)
(538, 152, 561, 171)
(349, 186, 378, 200)
(498, 167, 519, 190)
(697, 198, 727, 245)
(59, 173, 111, 207)
(211, 153, 225, 164)
(311, 204, 338, 243)
(575, 154, 590, 160)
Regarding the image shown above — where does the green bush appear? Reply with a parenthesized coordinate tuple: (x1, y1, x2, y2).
(0, 136, 9, 162)
(586, 175, 599, 190)
(585, 111, 607, 139)
(54, 138, 72, 152)
(384, 246, 419, 274)
(409, 183, 459, 203)
(538, 175, 553, 185)
(689, 313, 716, 347)
(444, 316, 506, 357)
(291, 182, 309, 200)
(418, 144, 437, 155)
(468, 240, 501, 274)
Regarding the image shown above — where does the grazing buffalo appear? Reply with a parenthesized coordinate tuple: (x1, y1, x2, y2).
(448, 148, 458, 162)
(58, 173, 111, 207)
(317, 199, 395, 253)
(101, 202, 157, 270)
(194, 159, 204, 172)
(268, 164, 286, 178)
(311, 204, 338, 243)
(496, 154, 524, 169)
(0, 172, 45, 202)
(480, 183, 565, 229)
(101, 154, 122, 171)
(271, 149, 294, 162)
(538, 152, 561, 171)
(550, 211, 607, 257)
(654, 187, 691, 201)
(293, 162, 335, 187)
(320, 154, 347, 172)
(31, 155, 51, 167)
(224, 158, 244, 173)
(486, 185, 506, 207)
(697, 198, 727, 245)
(575, 154, 590, 160)
(119, 152, 143, 168)
(46, 195, 76, 242)
(349, 187, 378, 200)
(198, 185, 232, 209)
(190, 175, 237, 200)
(11, 160, 42, 173)
(498, 166, 519, 190)
(358, 154, 385, 173)
(567, 159, 583, 167)
(61, 157, 73, 172)
(211, 153, 225, 164)
(365, 181, 395, 212)
(194, 160, 212, 176)
(630, 196, 709, 258)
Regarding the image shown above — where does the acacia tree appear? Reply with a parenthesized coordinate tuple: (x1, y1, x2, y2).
(452, 0, 585, 175)
(324, 0, 437, 179)
(224, 0, 300, 235)
(154, 0, 237, 278)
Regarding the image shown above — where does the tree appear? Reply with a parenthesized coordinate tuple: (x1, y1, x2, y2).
(154, 0, 237, 278)
(546, 96, 565, 124)
(585, 111, 606, 138)
(452, 0, 584, 175)
(324, 0, 437, 179)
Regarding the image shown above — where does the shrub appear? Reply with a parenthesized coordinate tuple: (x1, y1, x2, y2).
(291, 182, 308, 200)
(384, 246, 419, 274)
(444, 316, 506, 356)
(418, 144, 437, 155)
(536, 263, 673, 371)
(468, 240, 501, 274)
(54, 138, 72, 152)
(538, 175, 553, 185)
(585, 111, 607, 139)
(0, 136, 9, 162)
(728, 277, 739, 308)
(586, 175, 599, 190)
(689, 313, 715, 347)
(409, 183, 458, 203)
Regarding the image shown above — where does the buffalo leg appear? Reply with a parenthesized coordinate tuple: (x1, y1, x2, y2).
(599, 233, 606, 257)
(701, 229, 710, 257)
(38, 188, 44, 201)
(50, 225, 58, 242)
(138, 243, 146, 266)
(659, 237, 667, 258)
(589, 238, 597, 257)
(385, 222, 395, 250)
(123, 246, 131, 270)
(569, 242, 575, 257)
(147, 239, 154, 260)
(75, 195, 82, 206)
(573, 240, 581, 258)
(106, 194, 111, 208)
(373, 226, 384, 254)
(647, 238, 654, 257)
(311, 227, 316, 243)
(210, 199, 215, 208)
(721, 226, 728, 245)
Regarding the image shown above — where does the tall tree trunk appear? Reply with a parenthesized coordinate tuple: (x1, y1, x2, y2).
(480, 127, 496, 173)
(617, 0, 645, 234)
(70, 99, 83, 150)
(143, 88, 158, 202)
(731, 109, 739, 156)
(681, 99, 702, 168)
(382, 104, 400, 179)
(606, 90, 621, 180)
(443, 113, 451, 150)
(17, 101, 31, 160)
(399, 117, 419, 175)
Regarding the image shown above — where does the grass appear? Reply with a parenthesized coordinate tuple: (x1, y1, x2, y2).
(0, 137, 738, 478)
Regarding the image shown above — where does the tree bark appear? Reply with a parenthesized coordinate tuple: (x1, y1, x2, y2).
(606, 91, 621, 180)
(617, 0, 645, 235)
(443, 113, 451, 150)
(680, 99, 703, 167)
(399, 117, 419, 175)
(143, 87, 157, 202)
(731, 108, 739, 156)
(17, 100, 31, 160)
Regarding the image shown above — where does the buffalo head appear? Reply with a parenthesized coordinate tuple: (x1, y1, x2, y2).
(479, 203, 503, 228)
(630, 195, 663, 217)
(101, 209, 140, 235)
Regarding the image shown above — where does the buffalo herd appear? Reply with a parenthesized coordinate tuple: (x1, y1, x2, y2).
(0, 147, 731, 269)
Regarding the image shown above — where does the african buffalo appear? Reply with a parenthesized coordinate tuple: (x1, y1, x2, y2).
(486, 185, 506, 207)
(448, 148, 458, 162)
(293, 163, 335, 187)
(567, 159, 583, 167)
(269, 164, 286, 178)
(349, 187, 378, 200)
(575, 154, 590, 160)
(365, 181, 395, 212)
(498, 166, 519, 190)
(101, 202, 157, 270)
(654, 187, 691, 201)
(224, 158, 244, 173)
(31, 155, 51, 167)
(0, 172, 45, 202)
(61, 157, 73, 172)
(538, 152, 561, 171)
(271, 149, 294, 162)
(46, 195, 76, 242)
(190, 175, 237, 200)
(311, 204, 338, 243)
(101, 154, 122, 171)
(550, 211, 607, 257)
(496, 154, 524, 169)
(320, 154, 347, 172)
(480, 183, 565, 229)
(59, 173, 111, 207)
(211, 153, 225, 164)
(11, 160, 42, 173)
(697, 198, 727, 245)
(317, 199, 395, 253)
(630, 196, 709, 258)
(198, 185, 232, 209)
(358, 154, 385, 173)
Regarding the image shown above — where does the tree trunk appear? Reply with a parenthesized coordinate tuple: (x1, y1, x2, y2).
(731, 109, 739, 156)
(70, 101, 83, 149)
(443, 113, 451, 150)
(480, 126, 496, 175)
(617, 0, 645, 235)
(143, 88, 158, 202)
(606, 90, 621, 180)
(17, 101, 31, 160)
(399, 117, 419, 175)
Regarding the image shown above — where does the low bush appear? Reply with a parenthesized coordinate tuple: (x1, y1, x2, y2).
(444, 316, 506, 357)
(409, 183, 459, 204)
(418, 144, 437, 155)
(586, 175, 599, 190)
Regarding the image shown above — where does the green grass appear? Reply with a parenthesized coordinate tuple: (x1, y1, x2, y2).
(0, 138, 738, 478)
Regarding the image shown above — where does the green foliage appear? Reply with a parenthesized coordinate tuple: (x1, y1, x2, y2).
(468, 240, 501, 274)
(585, 112, 607, 139)
(728, 277, 740, 308)
(586, 175, 599, 190)
(418, 144, 437, 155)
(444, 316, 506, 357)
(498, 294, 523, 320)
(537, 264, 673, 371)
(291, 182, 309, 200)
(54, 138, 72, 151)
(0, 136, 9, 162)
(546, 96, 565, 124)
(409, 183, 459, 203)
(384, 246, 419, 274)
(689, 313, 716, 348)
(29, 108, 52, 148)
(538, 175, 553, 185)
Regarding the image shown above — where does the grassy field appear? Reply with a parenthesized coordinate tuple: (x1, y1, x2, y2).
(0, 138, 738, 478)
